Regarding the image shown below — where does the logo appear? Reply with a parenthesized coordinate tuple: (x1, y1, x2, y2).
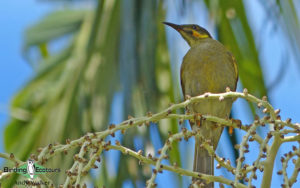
(3, 159, 60, 179)
(27, 159, 35, 179)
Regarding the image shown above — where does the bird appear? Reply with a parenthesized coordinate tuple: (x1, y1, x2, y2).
(164, 22, 238, 187)
(27, 159, 36, 179)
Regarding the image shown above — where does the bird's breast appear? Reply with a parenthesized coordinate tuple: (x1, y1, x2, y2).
(180, 39, 237, 116)
(181, 40, 237, 97)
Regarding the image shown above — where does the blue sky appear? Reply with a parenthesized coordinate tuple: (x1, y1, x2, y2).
(0, 1, 54, 148)
(1, 0, 300, 187)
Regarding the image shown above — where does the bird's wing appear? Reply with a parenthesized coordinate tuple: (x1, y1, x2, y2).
(180, 66, 186, 98)
(226, 51, 239, 90)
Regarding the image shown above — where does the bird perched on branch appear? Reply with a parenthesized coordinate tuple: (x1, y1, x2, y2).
(164, 22, 238, 187)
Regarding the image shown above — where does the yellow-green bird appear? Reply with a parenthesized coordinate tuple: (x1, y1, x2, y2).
(164, 22, 238, 187)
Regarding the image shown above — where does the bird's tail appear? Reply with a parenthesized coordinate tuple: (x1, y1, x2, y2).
(192, 136, 214, 188)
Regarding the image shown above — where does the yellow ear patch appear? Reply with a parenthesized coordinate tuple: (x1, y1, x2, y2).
(192, 30, 208, 39)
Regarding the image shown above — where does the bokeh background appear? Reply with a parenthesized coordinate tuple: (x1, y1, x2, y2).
(1, 0, 300, 187)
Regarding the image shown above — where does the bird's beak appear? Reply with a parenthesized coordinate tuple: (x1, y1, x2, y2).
(163, 22, 182, 31)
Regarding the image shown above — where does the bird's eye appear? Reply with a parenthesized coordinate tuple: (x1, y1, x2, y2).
(192, 25, 197, 30)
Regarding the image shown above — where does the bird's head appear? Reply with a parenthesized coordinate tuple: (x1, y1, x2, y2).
(163, 22, 212, 46)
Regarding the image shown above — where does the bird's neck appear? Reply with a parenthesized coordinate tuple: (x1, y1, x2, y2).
(188, 37, 212, 48)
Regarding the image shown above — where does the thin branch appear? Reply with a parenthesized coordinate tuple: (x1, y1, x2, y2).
(108, 144, 247, 188)
(0, 91, 299, 187)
